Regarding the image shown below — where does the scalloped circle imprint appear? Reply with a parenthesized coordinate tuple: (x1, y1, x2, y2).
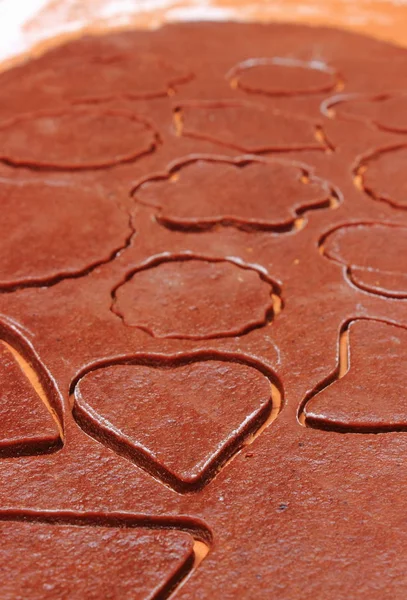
(134, 158, 334, 232)
(322, 223, 407, 298)
(175, 102, 326, 153)
(0, 108, 159, 170)
(358, 145, 407, 210)
(0, 180, 131, 289)
(228, 58, 339, 97)
(322, 93, 407, 134)
(112, 256, 279, 339)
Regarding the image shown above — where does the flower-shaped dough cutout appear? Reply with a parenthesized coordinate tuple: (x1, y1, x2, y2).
(303, 320, 407, 433)
(134, 158, 335, 232)
(228, 58, 339, 97)
(356, 145, 407, 210)
(111, 255, 279, 339)
(174, 101, 327, 153)
(322, 223, 407, 298)
(322, 93, 407, 134)
(0, 108, 159, 170)
(0, 180, 131, 289)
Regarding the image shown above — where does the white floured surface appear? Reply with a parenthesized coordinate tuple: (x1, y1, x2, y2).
(0, 0, 406, 67)
(0, 0, 49, 61)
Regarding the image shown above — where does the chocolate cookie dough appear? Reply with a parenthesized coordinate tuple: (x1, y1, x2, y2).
(176, 101, 325, 153)
(0, 21, 407, 600)
(0, 179, 131, 288)
(0, 107, 158, 169)
(0, 342, 60, 456)
(303, 319, 407, 432)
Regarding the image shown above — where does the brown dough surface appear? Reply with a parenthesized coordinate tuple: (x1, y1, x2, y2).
(0, 179, 131, 288)
(0, 521, 194, 599)
(134, 158, 331, 231)
(177, 101, 323, 152)
(74, 359, 272, 491)
(0, 342, 60, 456)
(325, 93, 407, 133)
(304, 319, 407, 431)
(112, 258, 276, 339)
(231, 59, 338, 97)
(361, 145, 407, 209)
(0, 21, 407, 600)
(0, 108, 158, 170)
(0, 51, 192, 118)
(322, 223, 407, 297)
